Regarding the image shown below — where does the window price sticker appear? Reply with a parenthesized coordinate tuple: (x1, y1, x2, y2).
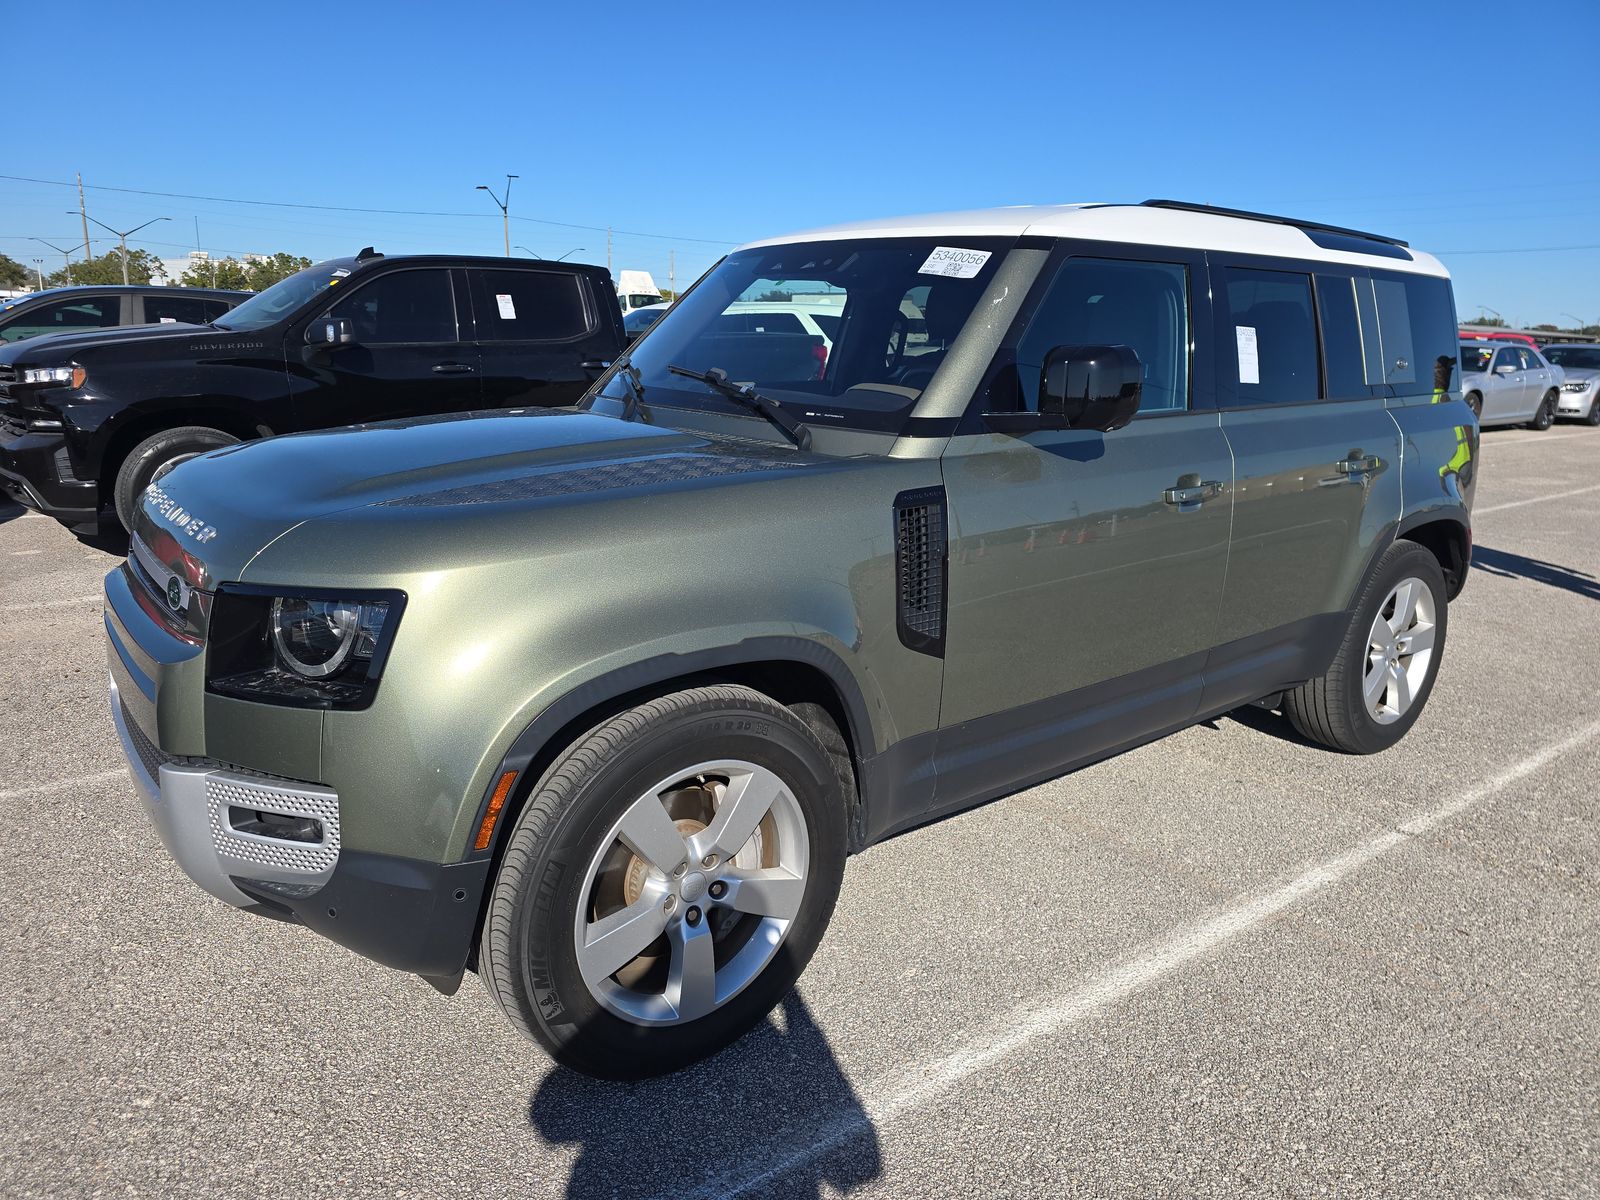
(1235, 325, 1260, 385)
(496, 293, 517, 320)
(918, 246, 992, 279)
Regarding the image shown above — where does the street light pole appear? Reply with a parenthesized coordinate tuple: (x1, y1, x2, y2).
(30, 238, 78, 285)
(555, 248, 585, 261)
(515, 245, 542, 259)
(78, 214, 171, 285)
(476, 174, 519, 257)
(32, 260, 45, 290)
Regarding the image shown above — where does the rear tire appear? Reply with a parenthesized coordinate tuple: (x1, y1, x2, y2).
(1282, 541, 1448, 754)
(1529, 391, 1556, 431)
(478, 685, 846, 1079)
(112, 426, 240, 533)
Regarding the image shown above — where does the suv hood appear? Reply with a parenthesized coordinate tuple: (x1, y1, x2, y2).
(134, 408, 820, 585)
(0, 321, 224, 363)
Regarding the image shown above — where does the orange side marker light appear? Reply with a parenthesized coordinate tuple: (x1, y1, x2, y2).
(474, 771, 518, 852)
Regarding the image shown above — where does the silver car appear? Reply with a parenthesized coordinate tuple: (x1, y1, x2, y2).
(1459, 340, 1563, 429)
(1540, 343, 1600, 425)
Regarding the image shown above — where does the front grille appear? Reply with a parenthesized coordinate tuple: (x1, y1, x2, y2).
(893, 486, 948, 656)
(207, 774, 341, 876)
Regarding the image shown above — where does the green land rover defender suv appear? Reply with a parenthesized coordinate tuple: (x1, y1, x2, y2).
(104, 201, 1476, 1078)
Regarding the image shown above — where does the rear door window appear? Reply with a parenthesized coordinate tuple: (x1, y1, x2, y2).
(1371, 278, 1416, 386)
(470, 269, 591, 341)
(142, 294, 213, 325)
(1223, 267, 1319, 405)
(329, 269, 458, 343)
(1315, 275, 1372, 399)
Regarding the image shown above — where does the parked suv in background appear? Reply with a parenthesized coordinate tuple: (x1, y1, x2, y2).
(106, 201, 1474, 1079)
(1459, 339, 1563, 428)
(0, 285, 247, 344)
(1539, 343, 1600, 424)
(0, 251, 624, 533)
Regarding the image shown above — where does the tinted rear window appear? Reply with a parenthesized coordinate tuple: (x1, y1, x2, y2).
(1316, 275, 1370, 399)
(473, 270, 590, 341)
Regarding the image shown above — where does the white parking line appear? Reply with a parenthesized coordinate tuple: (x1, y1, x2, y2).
(677, 714, 1600, 1200)
(0, 594, 100, 613)
(1475, 482, 1600, 515)
(0, 768, 128, 803)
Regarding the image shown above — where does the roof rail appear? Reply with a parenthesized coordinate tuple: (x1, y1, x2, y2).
(1141, 199, 1409, 249)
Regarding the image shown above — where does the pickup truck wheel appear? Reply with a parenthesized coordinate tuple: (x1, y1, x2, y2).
(1282, 541, 1447, 754)
(112, 426, 240, 533)
(1528, 392, 1556, 431)
(478, 685, 846, 1079)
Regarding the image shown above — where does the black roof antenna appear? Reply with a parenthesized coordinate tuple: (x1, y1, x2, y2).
(356, 246, 383, 261)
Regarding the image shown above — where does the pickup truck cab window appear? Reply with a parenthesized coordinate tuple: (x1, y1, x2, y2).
(327, 268, 457, 343)
(469, 268, 591, 342)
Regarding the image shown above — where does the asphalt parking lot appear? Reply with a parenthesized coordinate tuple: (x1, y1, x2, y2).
(2, 425, 1597, 1199)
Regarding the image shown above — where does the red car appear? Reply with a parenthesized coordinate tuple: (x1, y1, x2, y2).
(1458, 329, 1538, 347)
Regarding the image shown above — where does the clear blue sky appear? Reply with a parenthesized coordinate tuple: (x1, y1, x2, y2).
(5, 0, 1597, 326)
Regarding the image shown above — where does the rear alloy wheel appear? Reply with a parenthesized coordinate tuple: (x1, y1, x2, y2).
(1283, 541, 1447, 754)
(112, 425, 240, 534)
(1529, 391, 1556, 431)
(478, 685, 845, 1079)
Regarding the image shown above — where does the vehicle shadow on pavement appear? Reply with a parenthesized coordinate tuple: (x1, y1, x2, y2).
(0, 497, 23, 525)
(528, 992, 881, 1199)
(1472, 545, 1600, 602)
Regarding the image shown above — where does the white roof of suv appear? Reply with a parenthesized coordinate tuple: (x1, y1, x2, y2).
(741, 202, 1448, 277)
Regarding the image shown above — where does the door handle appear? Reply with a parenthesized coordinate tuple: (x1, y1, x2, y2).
(580, 359, 611, 371)
(432, 362, 475, 375)
(1336, 454, 1381, 475)
(1162, 480, 1223, 506)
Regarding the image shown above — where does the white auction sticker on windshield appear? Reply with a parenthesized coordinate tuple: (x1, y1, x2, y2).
(918, 246, 992, 279)
(496, 293, 517, 320)
(1236, 325, 1260, 385)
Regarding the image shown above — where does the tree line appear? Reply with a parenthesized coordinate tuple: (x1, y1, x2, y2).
(0, 249, 310, 292)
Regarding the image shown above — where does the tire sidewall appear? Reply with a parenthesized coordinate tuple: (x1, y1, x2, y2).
(114, 427, 239, 532)
(504, 697, 845, 1077)
(1337, 544, 1449, 753)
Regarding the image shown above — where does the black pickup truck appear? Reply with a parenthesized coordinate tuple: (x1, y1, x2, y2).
(0, 250, 625, 533)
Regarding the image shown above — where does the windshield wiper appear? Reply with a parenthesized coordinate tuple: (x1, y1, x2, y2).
(617, 361, 649, 423)
(667, 365, 812, 451)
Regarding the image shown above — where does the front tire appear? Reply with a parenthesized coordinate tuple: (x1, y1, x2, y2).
(1585, 396, 1600, 427)
(1282, 541, 1448, 754)
(1464, 391, 1482, 419)
(1529, 391, 1556, 431)
(478, 685, 846, 1079)
(112, 426, 240, 533)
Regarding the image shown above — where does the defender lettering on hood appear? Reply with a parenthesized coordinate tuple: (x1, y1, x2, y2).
(144, 481, 219, 545)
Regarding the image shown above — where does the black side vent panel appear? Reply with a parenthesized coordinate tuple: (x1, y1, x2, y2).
(893, 486, 948, 657)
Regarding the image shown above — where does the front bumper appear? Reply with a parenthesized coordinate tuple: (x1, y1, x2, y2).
(107, 654, 491, 981)
(110, 675, 342, 908)
(1556, 386, 1597, 417)
(0, 427, 98, 527)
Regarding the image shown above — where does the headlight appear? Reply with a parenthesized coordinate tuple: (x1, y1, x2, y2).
(1563, 379, 1592, 392)
(22, 365, 85, 387)
(206, 587, 405, 710)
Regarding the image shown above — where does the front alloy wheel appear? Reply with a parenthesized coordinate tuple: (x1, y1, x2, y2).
(574, 759, 810, 1026)
(478, 685, 845, 1078)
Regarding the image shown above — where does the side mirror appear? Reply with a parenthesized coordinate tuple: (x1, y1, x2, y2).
(306, 316, 355, 347)
(986, 345, 1141, 434)
(1494, 363, 1517, 375)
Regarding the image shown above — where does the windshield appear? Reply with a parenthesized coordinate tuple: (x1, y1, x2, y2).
(1460, 344, 1494, 374)
(213, 259, 360, 331)
(595, 236, 1008, 434)
(1543, 346, 1600, 370)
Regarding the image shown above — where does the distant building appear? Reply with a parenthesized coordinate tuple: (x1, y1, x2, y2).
(158, 249, 267, 286)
